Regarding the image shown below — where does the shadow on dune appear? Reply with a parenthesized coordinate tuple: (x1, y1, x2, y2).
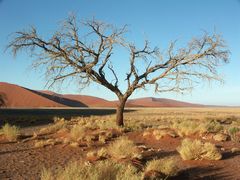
(0, 108, 135, 128)
(0, 93, 7, 107)
(26, 88, 88, 107)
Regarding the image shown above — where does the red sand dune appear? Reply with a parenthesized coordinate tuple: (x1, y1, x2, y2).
(38, 90, 115, 107)
(0, 82, 204, 108)
(62, 94, 115, 107)
(126, 97, 204, 107)
(0, 82, 66, 107)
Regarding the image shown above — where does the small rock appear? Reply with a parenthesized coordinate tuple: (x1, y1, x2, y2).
(147, 148, 155, 152)
(138, 145, 148, 150)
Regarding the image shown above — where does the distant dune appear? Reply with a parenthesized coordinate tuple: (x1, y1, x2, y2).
(126, 97, 204, 107)
(38, 90, 115, 107)
(0, 82, 205, 108)
(0, 82, 66, 107)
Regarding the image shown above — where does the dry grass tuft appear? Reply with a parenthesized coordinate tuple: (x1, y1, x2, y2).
(153, 129, 177, 140)
(40, 167, 54, 180)
(1, 123, 20, 141)
(228, 127, 240, 142)
(177, 138, 222, 160)
(108, 136, 141, 160)
(70, 125, 87, 142)
(97, 147, 108, 158)
(39, 117, 66, 135)
(86, 148, 108, 160)
(98, 134, 108, 143)
(145, 157, 179, 177)
(41, 160, 141, 180)
(172, 119, 223, 137)
(172, 120, 205, 136)
(34, 139, 58, 148)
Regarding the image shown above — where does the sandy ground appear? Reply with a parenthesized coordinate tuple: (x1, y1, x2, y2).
(0, 126, 240, 179)
(1, 107, 240, 179)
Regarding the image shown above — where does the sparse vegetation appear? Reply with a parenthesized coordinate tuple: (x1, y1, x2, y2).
(228, 127, 240, 142)
(39, 117, 66, 135)
(2, 108, 240, 179)
(86, 148, 109, 160)
(97, 148, 109, 158)
(213, 133, 228, 142)
(172, 119, 223, 137)
(70, 125, 87, 142)
(1, 123, 20, 141)
(152, 129, 177, 140)
(172, 120, 205, 136)
(34, 139, 59, 148)
(40, 167, 54, 180)
(108, 136, 141, 160)
(205, 120, 223, 133)
(41, 160, 141, 180)
(145, 157, 179, 177)
(177, 138, 222, 160)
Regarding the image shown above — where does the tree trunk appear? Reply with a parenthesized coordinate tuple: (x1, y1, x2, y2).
(116, 98, 127, 126)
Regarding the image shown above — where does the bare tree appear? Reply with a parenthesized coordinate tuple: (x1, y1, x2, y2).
(7, 15, 229, 126)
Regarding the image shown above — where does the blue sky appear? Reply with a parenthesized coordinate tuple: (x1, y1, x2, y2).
(0, 0, 240, 105)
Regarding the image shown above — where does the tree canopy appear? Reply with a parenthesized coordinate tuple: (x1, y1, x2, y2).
(8, 15, 229, 126)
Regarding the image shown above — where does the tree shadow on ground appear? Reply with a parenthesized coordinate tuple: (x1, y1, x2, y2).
(142, 150, 178, 163)
(0, 108, 135, 128)
(222, 150, 240, 160)
(0, 146, 34, 155)
(140, 149, 233, 180)
(183, 166, 233, 180)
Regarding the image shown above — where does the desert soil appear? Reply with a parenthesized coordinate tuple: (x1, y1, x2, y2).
(1, 108, 240, 179)
(0, 126, 240, 179)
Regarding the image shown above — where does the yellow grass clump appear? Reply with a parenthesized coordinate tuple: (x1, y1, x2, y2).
(70, 125, 87, 142)
(228, 126, 240, 142)
(1, 123, 20, 141)
(34, 139, 59, 148)
(41, 160, 141, 180)
(152, 129, 177, 140)
(39, 117, 66, 135)
(177, 138, 222, 160)
(108, 136, 141, 160)
(145, 157, 179, 177)
(172, 119, 223, 137)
